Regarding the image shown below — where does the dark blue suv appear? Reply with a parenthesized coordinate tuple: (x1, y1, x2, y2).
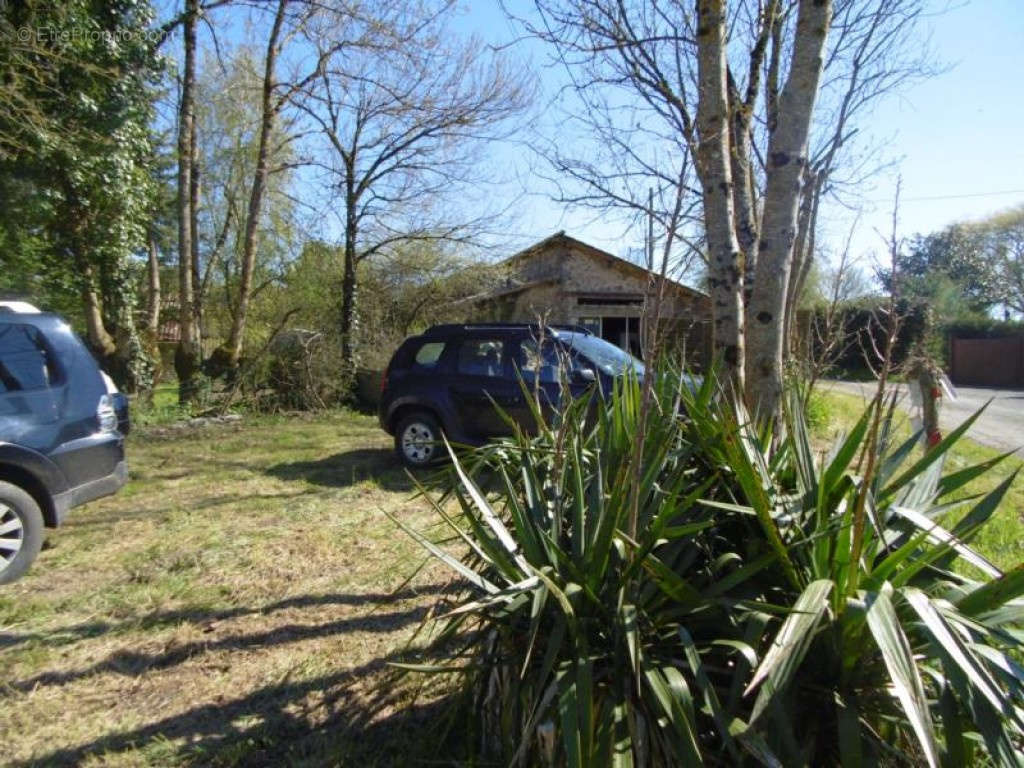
(0, 303, 129, 584)
(379, 324, 644, 467)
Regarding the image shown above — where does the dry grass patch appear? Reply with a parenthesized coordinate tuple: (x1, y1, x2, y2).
(0, 410, 459, 767)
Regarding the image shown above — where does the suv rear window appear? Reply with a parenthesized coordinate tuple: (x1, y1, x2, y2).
(0, 324, 60, 392)
(413, 341, 445, 370)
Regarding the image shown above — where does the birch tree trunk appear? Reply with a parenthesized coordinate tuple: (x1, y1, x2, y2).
(783, 170, 820, 358)
(220, 0, 288, 370)
(146, 232, 161, 337)
(695, 0, 745, 391)
(745, 0, 832, 422)
(730, 0, 777, 307)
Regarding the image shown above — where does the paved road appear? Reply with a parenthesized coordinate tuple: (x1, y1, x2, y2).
(824, 380, 1024, 456)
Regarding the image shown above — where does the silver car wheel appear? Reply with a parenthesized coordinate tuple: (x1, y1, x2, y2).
(401, 421, 436, 464)
(0, 503, 25, 570)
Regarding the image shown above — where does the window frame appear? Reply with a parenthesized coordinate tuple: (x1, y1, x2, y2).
(577, 317, 602, 337)
(513, 336, 570, 384)
(410, 340, 447, 372)
(455, 336, 509, 379)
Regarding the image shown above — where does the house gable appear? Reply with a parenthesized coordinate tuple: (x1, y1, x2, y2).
(504, 231, 708, 305)
(458, 231, 712, 365)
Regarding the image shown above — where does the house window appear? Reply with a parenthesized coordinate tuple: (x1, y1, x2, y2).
(577, 317, 601, 336)
(577, 296, 643, 306)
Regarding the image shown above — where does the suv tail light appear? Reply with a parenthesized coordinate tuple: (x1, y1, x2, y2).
(380, 370, 389, 394)
(96, 394, 117, 432)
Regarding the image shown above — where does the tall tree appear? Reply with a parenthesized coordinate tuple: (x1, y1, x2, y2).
(0, 0, 160, 394)
(987, 206, 1024, 316)
(215, 0, 289, 372)
(743, 0, 830, 416)
(783, 0, 939, 359)
(693, 0, 750, 386)
(516, 0, 932, 426)
(300, 1, 531, 371)
(884, 223, 1002, 317)
(174, 0, 204, 404)
(210, 0, 337, 372)
(191, 45, 301, 357)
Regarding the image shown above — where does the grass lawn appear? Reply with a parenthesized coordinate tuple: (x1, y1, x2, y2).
(3, 390, 1020, 766)
(0, 410, 456, 767)
(815, 390, 1024, 571)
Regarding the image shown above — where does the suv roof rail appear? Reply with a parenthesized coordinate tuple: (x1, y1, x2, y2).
(0, 301, 41, 314)
(423, 322, 592, 336)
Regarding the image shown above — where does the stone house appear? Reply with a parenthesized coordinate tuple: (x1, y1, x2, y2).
(461, 232, 713, 367)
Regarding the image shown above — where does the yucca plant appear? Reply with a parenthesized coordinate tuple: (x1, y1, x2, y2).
(706, 385, 1024, 767)
(391, 369, 782, 765)
(391, 364, 1024, 766)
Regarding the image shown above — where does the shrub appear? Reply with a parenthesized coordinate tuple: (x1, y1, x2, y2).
(394, 366, 1024, 766)
(803, 388, 830, 430)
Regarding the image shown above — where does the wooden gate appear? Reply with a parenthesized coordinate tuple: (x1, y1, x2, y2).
(949, 335, 1024, 388)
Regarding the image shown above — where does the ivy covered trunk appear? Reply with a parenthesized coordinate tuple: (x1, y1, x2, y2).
(75, 254, 153, 396)
(100, 256, 154, 396)
(340, 200, 359, 374)
(78, 262, 117, 361)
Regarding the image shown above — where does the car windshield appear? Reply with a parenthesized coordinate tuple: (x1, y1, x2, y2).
(555, 331, 645, 376)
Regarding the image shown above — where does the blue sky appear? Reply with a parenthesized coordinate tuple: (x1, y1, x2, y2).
(820, 0, 1024, 260)
(453, 0, 1024, 270)
(177, 1, 1024, 278)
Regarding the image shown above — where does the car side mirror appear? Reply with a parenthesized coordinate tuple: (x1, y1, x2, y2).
(573, 367, 597, 384)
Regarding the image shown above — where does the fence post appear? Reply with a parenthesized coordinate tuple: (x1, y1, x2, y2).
(949, 335, 956, 385)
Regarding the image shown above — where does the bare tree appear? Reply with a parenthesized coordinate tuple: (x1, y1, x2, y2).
(518, 30, 706, 286)
(167, 0, 305, 398)
(859, 178, 910, 383)
(515, 0, 831, 412)
(298, 2, 532, 371)
(513, 0, 933, 428)
(212, 0, 291, 373)
(744, 0, 829, 414)
(211, 0, 359, 373)
(174, 0, 203, 404)
(797, 216, 865, 404)
(784, 0, 939, 360)
(163, 0, 238, 403)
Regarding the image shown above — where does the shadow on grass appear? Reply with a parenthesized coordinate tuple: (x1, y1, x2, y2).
(7, 605, 431, 694)
(3, 583, 472, 766)
(63, 489, 328, 531)
(265, 448, 443, 493)
(0, 583, 458, 652)
(7, 650, 466, 767)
